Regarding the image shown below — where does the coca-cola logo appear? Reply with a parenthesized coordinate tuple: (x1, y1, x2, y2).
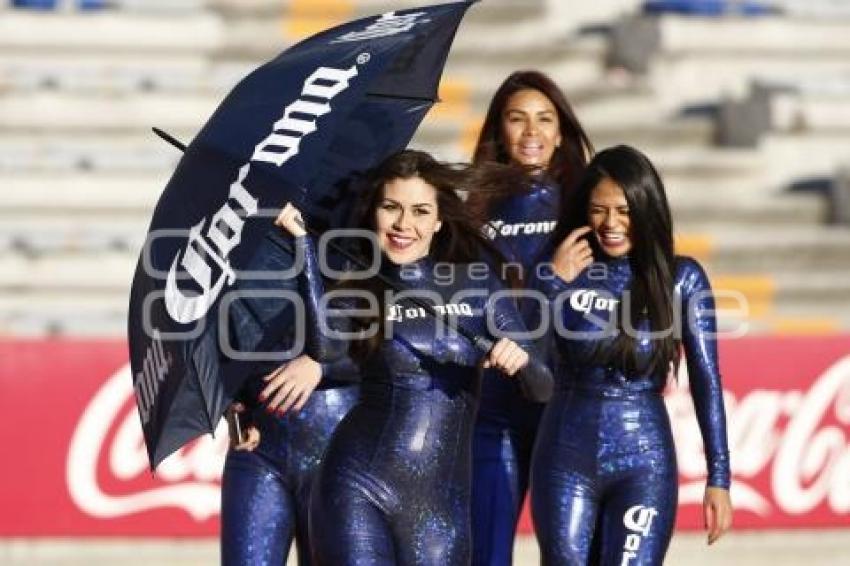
(64, 355, 850, 522)
(668, 354, 850, 517)
(66, 364, 228, 520)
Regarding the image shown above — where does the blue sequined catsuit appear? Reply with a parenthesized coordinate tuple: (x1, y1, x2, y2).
(220, 234, 359, 566)
(293, 235, 554, 566)
(529, 256, 731, 565)
(472, 180, 559, 565)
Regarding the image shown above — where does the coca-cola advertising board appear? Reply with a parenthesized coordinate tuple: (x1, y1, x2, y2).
(0, 336, 848, 536)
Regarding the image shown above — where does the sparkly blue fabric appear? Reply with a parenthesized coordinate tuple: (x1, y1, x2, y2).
(295, 235, 553, 565)
(482, 180, 559, 275)
(529, 255, 731, 564)
(221, 384, 359, 566)
(473, 180, 559, 566)
(220, 234, 360, 566)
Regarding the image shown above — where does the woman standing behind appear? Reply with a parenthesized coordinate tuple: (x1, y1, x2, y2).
(530, 145, 733, 564)
(221, 357, 359, 566)
(467, 70, 593, 566)
(276, 150, 554, 565)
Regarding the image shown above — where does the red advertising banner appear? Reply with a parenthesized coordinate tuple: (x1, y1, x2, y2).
(0, 336, 848, 536)
(0, 340, 224, 536)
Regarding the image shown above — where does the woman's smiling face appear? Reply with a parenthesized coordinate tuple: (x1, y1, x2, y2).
(374, 176, 442, 264)
(588, 177, 632, 258)
(500, 88, 562, 170)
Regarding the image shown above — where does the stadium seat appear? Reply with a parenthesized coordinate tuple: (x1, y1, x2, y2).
(643, 1, 776, 16)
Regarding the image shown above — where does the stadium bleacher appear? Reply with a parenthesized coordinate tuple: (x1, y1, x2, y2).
(0, 0, 849, 338)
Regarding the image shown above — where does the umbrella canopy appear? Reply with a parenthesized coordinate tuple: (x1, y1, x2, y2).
(128, 1, 477, 469)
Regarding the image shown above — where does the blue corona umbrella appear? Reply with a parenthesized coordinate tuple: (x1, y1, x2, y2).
(128, 1, 478, 469)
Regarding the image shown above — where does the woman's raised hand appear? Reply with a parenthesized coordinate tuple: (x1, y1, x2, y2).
(551, 226, 594, 283)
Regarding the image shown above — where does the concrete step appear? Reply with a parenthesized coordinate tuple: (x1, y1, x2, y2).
(0, 172, 170, 212)
(652, 15, 850, 55)
(760, 131, 850, 189)
(0, 9, 224, 53)
(688, 226, 850, 272)
(588, 118, 716, 150)
(707, 270, 850, 306)
(768, 90, 850, 133)
(612, 14, 850, 108)
(649, 52, 850, 111)
(0, 91, 217, 133)
(217, 13, 609, 87)
(0, 252, 136, 291)
(0, 216, 148, 256)
(214, 0, 552, 57)
(0, 53, 250, 94)
(650, 147, 779, 196)
(0, 290, 128, 318)
(443, 37, 607, 92)
(0, 298, 128, 337)
(670, 193, 826, 227)
(0, 134, 181, 173)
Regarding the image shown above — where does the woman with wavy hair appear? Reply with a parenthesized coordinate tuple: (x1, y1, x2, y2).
(530, 145, 733, 564)
(275, 149, 554, 565)
(467, 70, 593, 566)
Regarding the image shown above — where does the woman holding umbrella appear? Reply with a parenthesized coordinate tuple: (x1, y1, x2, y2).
(529, 145, 733, 563)
(275, 149, 554, 565)
(466, 70, 593, 565)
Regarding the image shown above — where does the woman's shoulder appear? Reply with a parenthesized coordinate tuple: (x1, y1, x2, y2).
(674, 255, 711, 292)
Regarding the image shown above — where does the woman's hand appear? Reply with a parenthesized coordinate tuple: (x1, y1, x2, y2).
(551, 226, 593, 283)
(275, 202, 307, 237)
(482, 337, 529, 376)
(259, 355, 322, 415)
(704, 486, 733, 545)
(226, 403, 260, 451)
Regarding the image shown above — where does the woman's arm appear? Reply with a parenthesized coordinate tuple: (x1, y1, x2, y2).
(485, 277, 554, 403)
(276, 203, 349, 362)
(679, 258, 731, 489)
(678, 257, 733, 544)
(294, 234, 349, 362)
(258, 353, 359, 416)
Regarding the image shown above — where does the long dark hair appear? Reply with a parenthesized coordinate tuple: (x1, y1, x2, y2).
(467, 70, 594, 220)
(550, 145, 678, 379)
(339, 149, 523, 361)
